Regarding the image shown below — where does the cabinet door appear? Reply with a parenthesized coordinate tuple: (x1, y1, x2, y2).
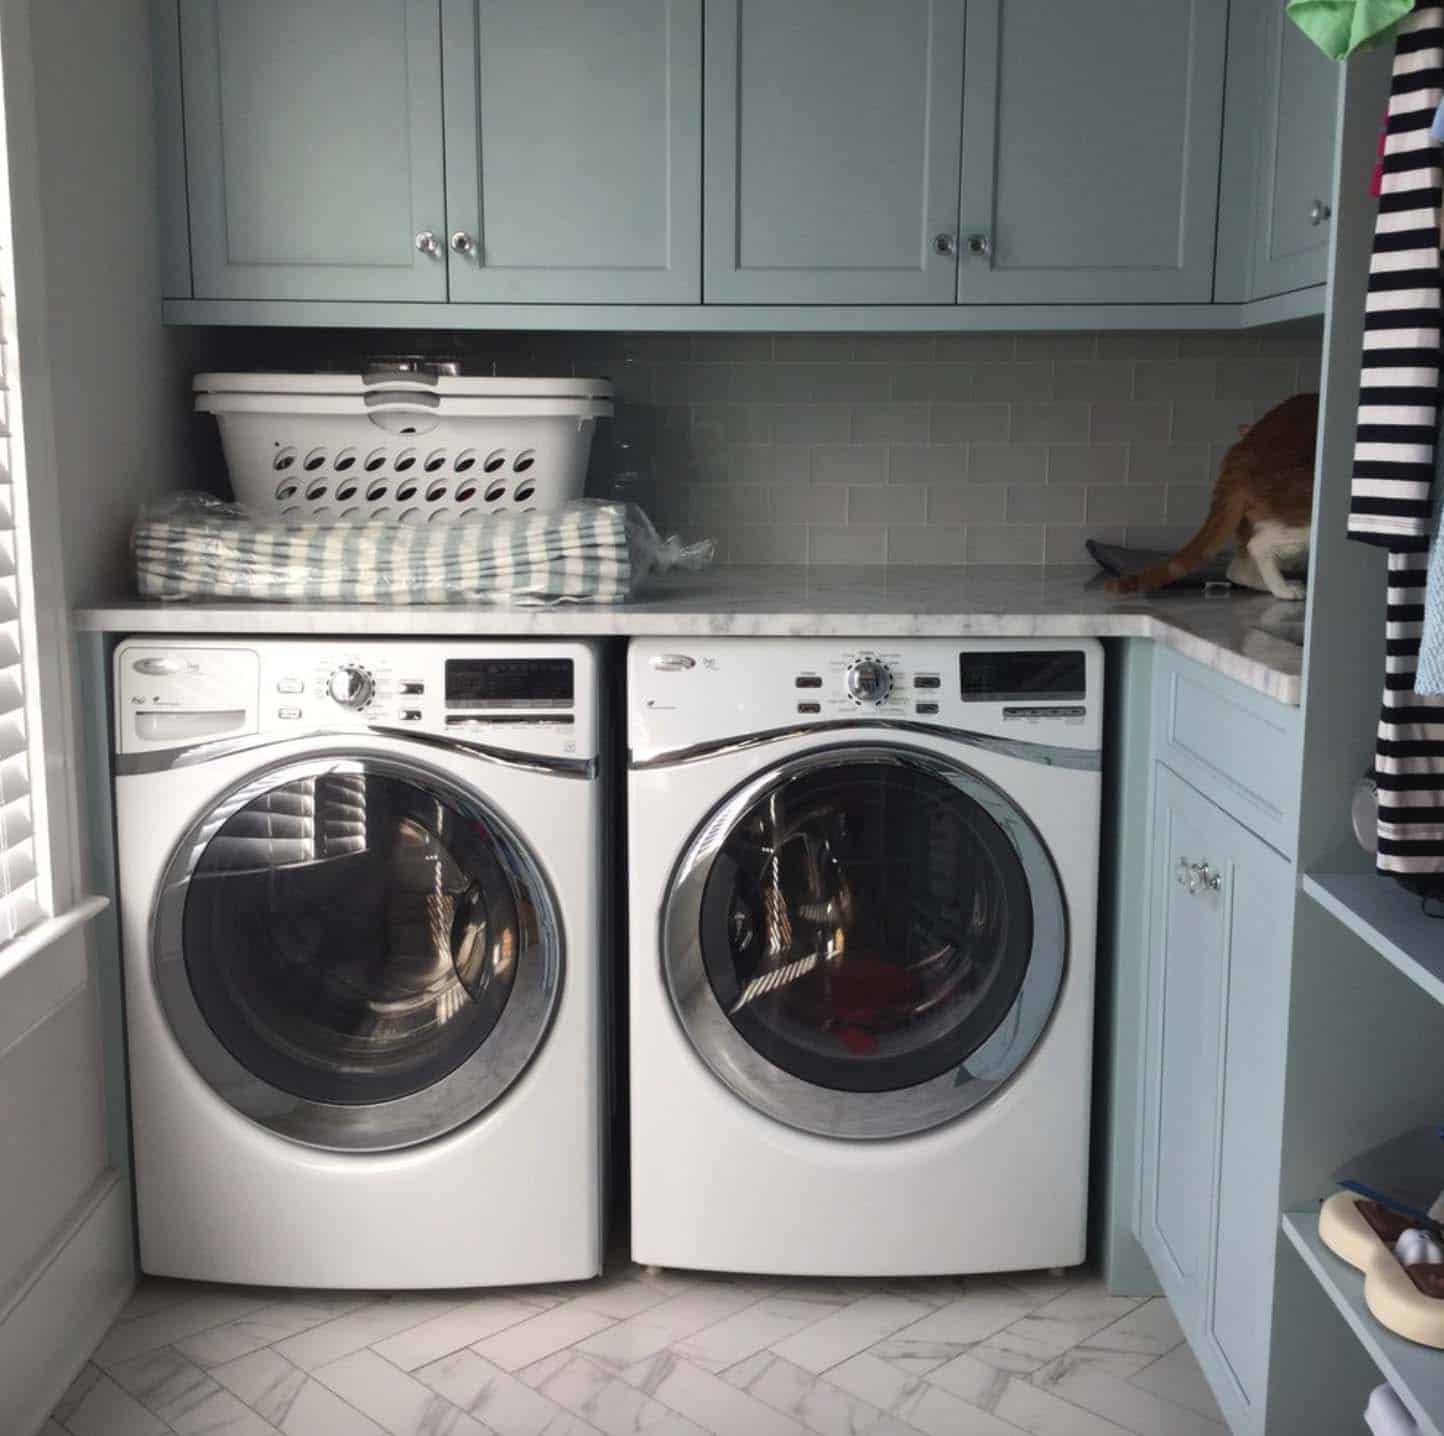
(1138, 766, 1231, 1334)
(442, 0, 701, 303)
(958, 0, 1227, 303)
(1251, 5, 1339, 298)
(180, 0, 447, 302)
(703, 0, 964, 304)
(1202, 821, 1291, 1421)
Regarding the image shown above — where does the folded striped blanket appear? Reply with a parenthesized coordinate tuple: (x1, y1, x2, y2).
(133, 495, 679, 605)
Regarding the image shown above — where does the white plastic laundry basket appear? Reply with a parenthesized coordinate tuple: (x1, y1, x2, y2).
(195, 368, 614, 526)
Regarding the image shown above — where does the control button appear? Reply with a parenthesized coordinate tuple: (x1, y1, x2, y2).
(797, 701, 821, 714)
(1004, 704, 1088, 719)
(278, 707, 302, 720)
(845, 657, 893, 706)
(276, 678, 304, 694)
(913, 674, 941, 690)
(650, 654, 696, 671)
(132, 656, 184, 676)
(916, 702, 940, 715)
(399, 709, 422, 722)
(399, 681, 425, 695)
(795, 675, 823, 689)
(327, 664, 374, 710)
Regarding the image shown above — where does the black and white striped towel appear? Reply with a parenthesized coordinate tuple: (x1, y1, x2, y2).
(134, 497, 648, 605)
(1374, 551, 1444, 876)
(1351, 7, 1444, 882)
(1350, 5, 1444, 549)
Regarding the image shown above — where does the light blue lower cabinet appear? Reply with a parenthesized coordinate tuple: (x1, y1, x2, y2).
(1136, 760, 1292, 1436)
(1138, 764, 1232, 1338)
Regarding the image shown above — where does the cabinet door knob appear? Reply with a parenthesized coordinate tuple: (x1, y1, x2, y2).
(450, 231, 476, 256)
(414, 231, 441, 256)
(933, 232, 957, 257)
(1309, 199, 1332, 227)
(966, 232, 992, 258)
(1192, 860, 1222, 893)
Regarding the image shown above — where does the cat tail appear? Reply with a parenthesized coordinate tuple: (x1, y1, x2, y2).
(1106, 483, 1248, 595)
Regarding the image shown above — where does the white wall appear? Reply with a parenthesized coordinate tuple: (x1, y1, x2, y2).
(30, 0, 198, 602)
(0, 1, 198, 1429)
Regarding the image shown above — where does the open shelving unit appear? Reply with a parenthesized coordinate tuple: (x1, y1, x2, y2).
(1302, 873, 1444, 1008)
(1258, 41, 1444, 1434)
(1282, 1212, 1444, 1436)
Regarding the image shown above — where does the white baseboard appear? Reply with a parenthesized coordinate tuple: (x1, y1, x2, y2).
(1, 1169, 132, 1436)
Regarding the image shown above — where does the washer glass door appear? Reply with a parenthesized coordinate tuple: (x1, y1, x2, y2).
(664, 745, 1066, 1138)
(154, 755, 562, 1152)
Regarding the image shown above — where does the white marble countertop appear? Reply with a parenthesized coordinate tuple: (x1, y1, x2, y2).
(75, 565, 1306, 704)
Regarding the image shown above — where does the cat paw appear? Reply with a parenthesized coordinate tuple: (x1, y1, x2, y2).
(1267, 581, 1307, 602)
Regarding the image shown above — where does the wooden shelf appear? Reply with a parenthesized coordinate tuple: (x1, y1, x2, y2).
(1302, 873, 1444, 1007)
(1282, 1211, 1444, 1436)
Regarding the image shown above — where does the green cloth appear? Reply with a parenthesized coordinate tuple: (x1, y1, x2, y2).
(1286, 0, 1415, 58)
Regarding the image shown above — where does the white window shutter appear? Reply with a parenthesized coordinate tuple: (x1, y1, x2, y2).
(0, 222, 45, 943)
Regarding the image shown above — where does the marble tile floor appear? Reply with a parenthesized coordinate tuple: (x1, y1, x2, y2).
(47, 1251, 1227, 1436)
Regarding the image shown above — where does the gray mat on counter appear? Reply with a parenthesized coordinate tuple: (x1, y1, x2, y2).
(1085, 539, 1228, 588)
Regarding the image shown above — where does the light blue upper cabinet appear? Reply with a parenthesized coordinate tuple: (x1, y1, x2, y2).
(441, 0, 701, 303)
(958, 0, 1227, 304)
(179, 0, 447, 302)
(703, 0, 964, 305)
(1250, 4, 1339, 298)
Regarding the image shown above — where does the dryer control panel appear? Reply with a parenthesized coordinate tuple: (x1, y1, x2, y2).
(115, 638, 600, 761)
(629, 637, 1102, 760)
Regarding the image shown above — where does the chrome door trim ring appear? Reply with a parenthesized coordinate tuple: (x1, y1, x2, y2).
(662, 742, 1068, 1140)
(117, 726, 597, 778)
(151, 751, 564, 1153)
(632, 720, 1099, 773)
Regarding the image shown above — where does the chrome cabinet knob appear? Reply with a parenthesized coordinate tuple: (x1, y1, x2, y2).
(414, 230, 441, 256)
(933, 232, 957, 257)
(1309, 199, 1332, 226)
(966, 232, 992, 258)
(449, 231, 476, 256)
(1191, 860, 1222, 893)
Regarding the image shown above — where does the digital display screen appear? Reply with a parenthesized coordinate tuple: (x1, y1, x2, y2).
(960, 650, 1086, 703)
(445, 658, 574, 709)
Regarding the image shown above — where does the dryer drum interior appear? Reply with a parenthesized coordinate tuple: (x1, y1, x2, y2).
(665, 745, 1067, 1139)
(152, 755, 564, 1153)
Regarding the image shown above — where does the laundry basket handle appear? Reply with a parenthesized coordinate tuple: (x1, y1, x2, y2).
(362, 391, 442, 414)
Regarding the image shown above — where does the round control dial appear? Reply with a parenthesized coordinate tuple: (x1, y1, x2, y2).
(845, 657, 893, 705)
(327, 664, 374, 710)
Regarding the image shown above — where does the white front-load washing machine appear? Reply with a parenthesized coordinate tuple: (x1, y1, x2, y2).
(628, 636, 1102, 1277)
(114, 637, 606, 1288)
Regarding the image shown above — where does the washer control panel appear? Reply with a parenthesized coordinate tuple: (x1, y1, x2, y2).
(633, 637, 1103, 758)
(115, 639, 599, 761)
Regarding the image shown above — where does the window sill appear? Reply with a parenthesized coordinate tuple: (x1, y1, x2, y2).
(0, 895, 108, 987)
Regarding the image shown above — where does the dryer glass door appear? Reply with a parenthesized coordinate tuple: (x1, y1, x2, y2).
(664, 744, 1066, 1138)
(154, 756, 562, 1152)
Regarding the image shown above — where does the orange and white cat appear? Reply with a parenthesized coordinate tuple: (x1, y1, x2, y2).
(1107, 392, 1317, 600)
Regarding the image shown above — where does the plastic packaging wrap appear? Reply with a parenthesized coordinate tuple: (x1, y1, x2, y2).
(133, 492, 712, 606)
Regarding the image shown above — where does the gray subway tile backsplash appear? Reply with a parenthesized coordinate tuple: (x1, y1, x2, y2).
(887, 524, 967, 565)
(278, 323, 1319, 566)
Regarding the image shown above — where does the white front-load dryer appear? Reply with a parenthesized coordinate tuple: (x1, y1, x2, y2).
(628, 637, 1103, 1277)
(114, 638, 606, 1288)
